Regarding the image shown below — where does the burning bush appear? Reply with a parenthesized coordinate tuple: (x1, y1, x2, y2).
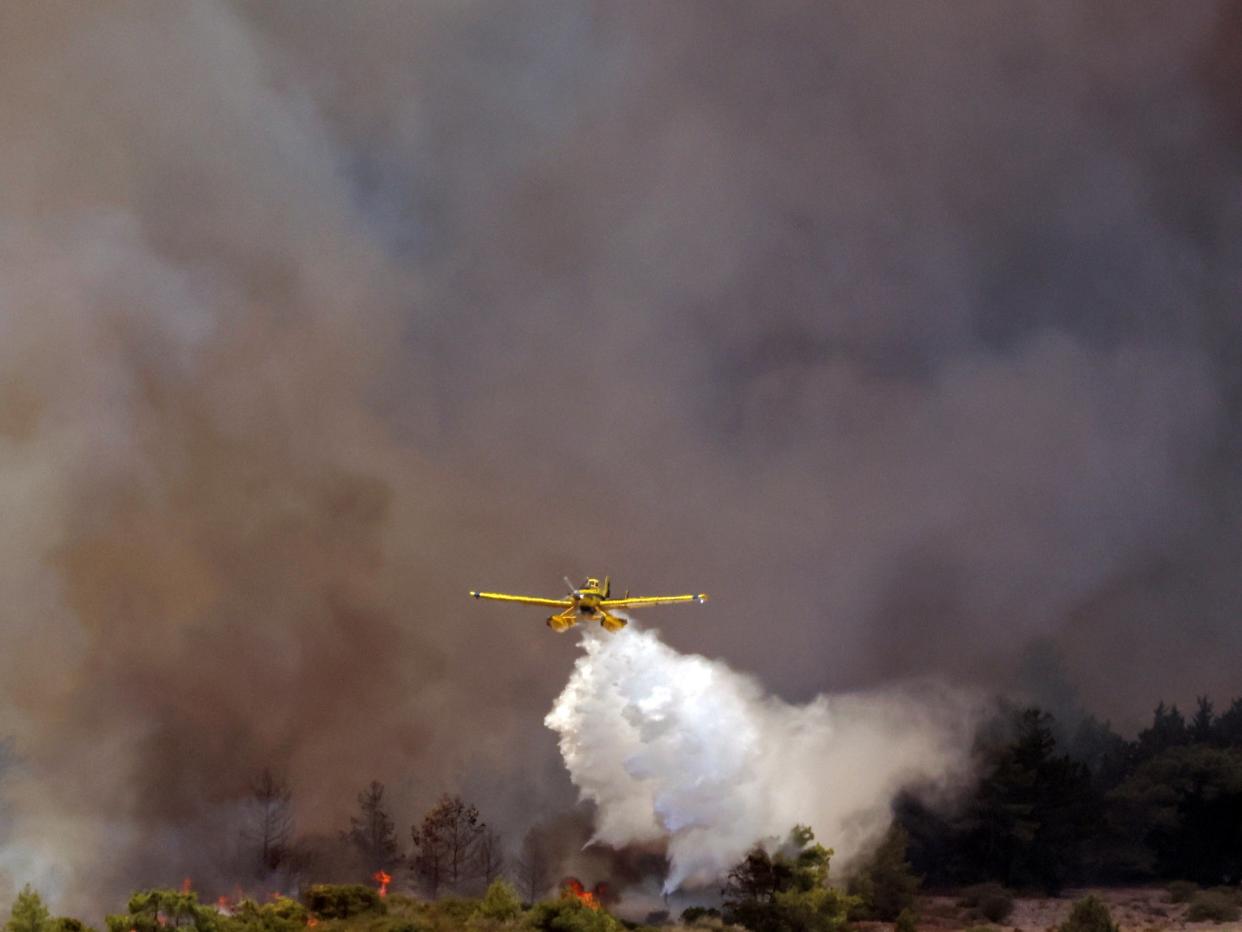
(558, 881, 605, 912)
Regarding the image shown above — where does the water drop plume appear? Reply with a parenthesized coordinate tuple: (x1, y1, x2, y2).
(546, 623, 979, 891)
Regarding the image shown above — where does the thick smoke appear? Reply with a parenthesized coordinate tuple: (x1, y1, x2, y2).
(0, 0, 1240, 915)
(547, 625, 977, 891)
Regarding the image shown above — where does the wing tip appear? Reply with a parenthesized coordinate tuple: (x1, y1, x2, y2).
(469, 590, 480, 598)
(697, 593, 709, 603)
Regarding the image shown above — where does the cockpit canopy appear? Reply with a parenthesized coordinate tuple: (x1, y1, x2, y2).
(582, 578, 600, 589)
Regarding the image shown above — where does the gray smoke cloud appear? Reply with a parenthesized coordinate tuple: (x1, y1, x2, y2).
(0, 0, 1240, 915)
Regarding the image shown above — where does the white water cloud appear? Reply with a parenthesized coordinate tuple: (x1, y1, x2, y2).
(547, 624, 979, 891)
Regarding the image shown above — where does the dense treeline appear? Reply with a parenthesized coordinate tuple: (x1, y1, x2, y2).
(897, 697, 1242, 891)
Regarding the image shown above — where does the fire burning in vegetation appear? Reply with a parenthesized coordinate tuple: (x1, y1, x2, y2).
(560, 878, 604, 910)
(372, 871, 391, 898)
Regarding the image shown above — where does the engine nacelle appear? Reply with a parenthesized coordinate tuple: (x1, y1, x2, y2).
(598, 612, 627, 633)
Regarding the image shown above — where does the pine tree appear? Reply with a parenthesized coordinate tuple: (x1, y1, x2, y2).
(475, 826, 505, 887)
(513, 826, 555, 903)
(1215, 698, 1242, 746)
(1138, 702, 1188, 757)
(1191, 696, 1215, 744)
(960, 708, 1095, 891)
(6, 886, 50, 932)
(847, 824, 920, 920)
(410, 794, 485, 897)
(344, 781, 401, 877)
(242, 769, 294, 877)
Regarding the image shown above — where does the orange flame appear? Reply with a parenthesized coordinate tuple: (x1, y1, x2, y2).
(561, 878, 601, 910)
(372, 870, 392, 898)
(181, 877, 192, 895)
(306, 919, 319, 928)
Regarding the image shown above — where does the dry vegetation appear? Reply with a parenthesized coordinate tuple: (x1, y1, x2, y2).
(908, 887, 1242, 932)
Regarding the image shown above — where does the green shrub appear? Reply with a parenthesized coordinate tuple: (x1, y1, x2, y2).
(303, 885, 387, 919)
(476, 881, 522, 923)
(224, 896, 310, 932)
(1057, 896, 1118, 932)
(894, 907, 918, 932)
(524, 899, 622, 932)
(429, 898, 479, 925)
(956, 884, 1013, 923)
(329, 915, 427, 932)
(106, 888, 221, 932)
(1187, 890, 1240, 923)
(1166, 880, 1197, 904)
(363, 904, 432, 932)
(679, 908, 721, 924)
(48, 921, 96, 932)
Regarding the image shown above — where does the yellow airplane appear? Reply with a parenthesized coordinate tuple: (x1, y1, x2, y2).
(469, 576, 708, 633)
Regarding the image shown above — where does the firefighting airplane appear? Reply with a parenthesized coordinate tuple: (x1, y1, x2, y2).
(469, 576, 708, 633)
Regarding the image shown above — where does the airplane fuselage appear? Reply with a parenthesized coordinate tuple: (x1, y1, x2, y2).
(574, 592, 603, 613)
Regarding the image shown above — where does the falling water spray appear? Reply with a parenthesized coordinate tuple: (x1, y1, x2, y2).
(546, 624, 979, 891)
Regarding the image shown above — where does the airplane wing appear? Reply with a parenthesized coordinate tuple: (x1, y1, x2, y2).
(600, 594, 708, 608)
(470, 591, 574, 608)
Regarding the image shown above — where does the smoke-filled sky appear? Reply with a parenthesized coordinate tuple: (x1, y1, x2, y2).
(2, 0, 1241, 913)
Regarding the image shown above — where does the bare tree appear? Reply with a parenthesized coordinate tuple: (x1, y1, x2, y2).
(512, 826, 554, 904)
(410, 794, 485, 897)
(242, 768, 293, 878)
(475, 825, 505, 887)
